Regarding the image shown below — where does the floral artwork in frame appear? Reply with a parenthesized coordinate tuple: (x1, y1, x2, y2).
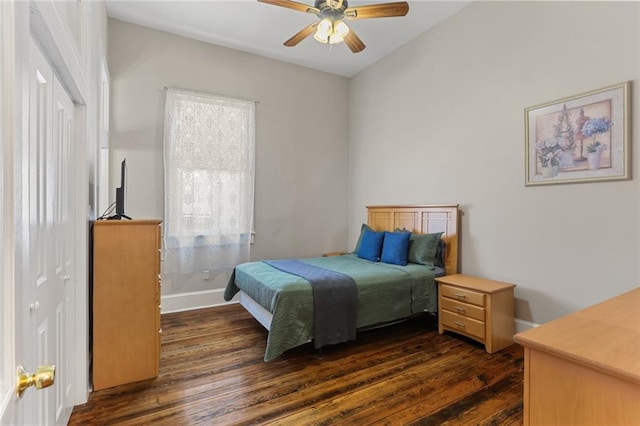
(525, 81, 631, 186)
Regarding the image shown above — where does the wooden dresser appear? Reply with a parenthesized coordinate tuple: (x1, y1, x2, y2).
(514, 288, 640, 425)
(436, 274, 516, 353)
(92, 220, 162, 390)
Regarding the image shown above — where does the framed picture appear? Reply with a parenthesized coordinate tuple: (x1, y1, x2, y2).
(525, 81, 631, 186)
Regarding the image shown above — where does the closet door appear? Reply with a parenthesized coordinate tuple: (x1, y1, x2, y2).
(23, 37, 76, 426)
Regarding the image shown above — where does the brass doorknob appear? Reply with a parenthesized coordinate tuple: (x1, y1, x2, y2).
(15, 365, 55, 398)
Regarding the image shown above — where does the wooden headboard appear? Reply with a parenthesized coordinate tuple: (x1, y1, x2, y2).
(367, 204, 460, 276)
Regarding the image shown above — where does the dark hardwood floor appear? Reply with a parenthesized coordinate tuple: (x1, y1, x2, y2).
(69, 304, 524, 425)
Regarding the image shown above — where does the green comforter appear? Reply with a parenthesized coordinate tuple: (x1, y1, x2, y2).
(223, 254, 437, 361)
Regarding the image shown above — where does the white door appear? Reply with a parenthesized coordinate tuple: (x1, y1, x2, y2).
(16, 37, 77, 426)
(51, 61, 76, 426)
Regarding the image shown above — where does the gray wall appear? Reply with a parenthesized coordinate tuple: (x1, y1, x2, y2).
(108, 19, 350, 296)
(349, 1, 640, 324)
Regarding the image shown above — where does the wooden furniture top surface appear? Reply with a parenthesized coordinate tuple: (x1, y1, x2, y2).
(436, 274, 516, 294)
(366, 204, 459, 276)
(94, 219, 162, 226)
(514, 287, 640, 384)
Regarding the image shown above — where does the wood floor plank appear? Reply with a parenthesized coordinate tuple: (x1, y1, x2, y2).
(69, 304, 523, 425)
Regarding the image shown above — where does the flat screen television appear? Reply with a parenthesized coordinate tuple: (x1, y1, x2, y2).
(112, 158, 131, 220)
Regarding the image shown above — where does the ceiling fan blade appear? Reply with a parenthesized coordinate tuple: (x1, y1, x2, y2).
(344, 30, 366, 53)
(344, 2, 409, 19)
(284, 22, 319, 46)
(258, 0, 319, 14)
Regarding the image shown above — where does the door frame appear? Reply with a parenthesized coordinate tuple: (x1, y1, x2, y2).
(0, 0, 18, 422)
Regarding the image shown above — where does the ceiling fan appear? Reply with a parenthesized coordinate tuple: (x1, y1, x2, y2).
(258, 0, 409, 53)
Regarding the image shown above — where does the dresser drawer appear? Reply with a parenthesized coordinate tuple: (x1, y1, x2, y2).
(440, 284, 485, 307)
(441, 310, 485, 340)
(440, 298, 485, 322)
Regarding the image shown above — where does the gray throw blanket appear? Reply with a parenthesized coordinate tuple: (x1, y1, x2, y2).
(263, 259, 358, 349)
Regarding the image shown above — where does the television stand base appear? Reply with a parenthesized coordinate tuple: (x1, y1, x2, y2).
(107, 214, 132, 220)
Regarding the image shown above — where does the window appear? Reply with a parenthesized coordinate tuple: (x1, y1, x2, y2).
(163, 89, 255, 281)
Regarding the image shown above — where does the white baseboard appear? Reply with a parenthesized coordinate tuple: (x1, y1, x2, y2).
(514, 318, 540, 334)
(161, 288, 237, 314)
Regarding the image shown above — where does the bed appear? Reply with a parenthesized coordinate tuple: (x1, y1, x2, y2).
(224, 204, 460, 361)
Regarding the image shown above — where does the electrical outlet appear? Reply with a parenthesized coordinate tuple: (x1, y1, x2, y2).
(203, 269, 210, 280)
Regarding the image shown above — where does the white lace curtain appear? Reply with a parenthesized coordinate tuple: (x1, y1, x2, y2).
(163, 88, 255, 289)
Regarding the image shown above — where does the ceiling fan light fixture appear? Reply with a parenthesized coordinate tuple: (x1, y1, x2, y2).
(314, 17, 349, 45)
(335, 19, 349, 36)
(313, 17, 332, 43)
(328, 20, 349, 44)
(328, 34, 342, 44)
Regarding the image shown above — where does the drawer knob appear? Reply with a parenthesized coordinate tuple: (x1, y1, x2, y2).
(454, 293, 466, 299)
(454, 321, 466, 328)
(454, 306, 466, 313)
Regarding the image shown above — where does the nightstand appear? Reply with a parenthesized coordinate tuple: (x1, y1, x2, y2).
(435, 274, 516, 354)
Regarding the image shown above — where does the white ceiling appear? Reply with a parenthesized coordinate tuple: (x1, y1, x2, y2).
(105, 0, 470, 77)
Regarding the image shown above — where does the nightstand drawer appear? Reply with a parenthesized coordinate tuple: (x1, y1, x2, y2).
(441, 310, 485, 340)
(441, 298, 485, 322)
(440, 284, 485, 307)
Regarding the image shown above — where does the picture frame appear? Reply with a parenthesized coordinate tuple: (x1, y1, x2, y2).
(525, 81, 631, 186)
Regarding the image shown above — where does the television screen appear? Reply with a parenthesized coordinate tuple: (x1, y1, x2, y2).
(114, 158, 131, 220)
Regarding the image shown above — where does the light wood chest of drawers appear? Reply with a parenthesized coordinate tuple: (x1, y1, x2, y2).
(436, 274, 516, 353)
(92, 220, 162, 390)
(514, 288, 640, 426)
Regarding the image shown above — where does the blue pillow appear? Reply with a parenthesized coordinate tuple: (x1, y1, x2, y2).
(380, 231, 411, 266)
(357, 229, 385, 262)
